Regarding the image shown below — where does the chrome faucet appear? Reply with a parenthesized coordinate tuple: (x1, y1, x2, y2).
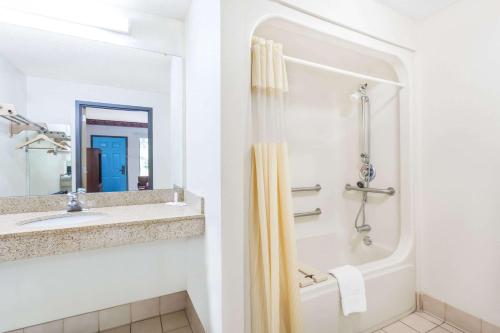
(67, 188, 85, 212)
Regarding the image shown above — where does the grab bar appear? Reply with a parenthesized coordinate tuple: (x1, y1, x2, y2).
(294, 208, 322, 218)
(345, 184, 396, 196)
(292, 184, 321, 192)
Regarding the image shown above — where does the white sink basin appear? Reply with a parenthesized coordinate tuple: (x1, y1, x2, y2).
(19, 212, 105, 228)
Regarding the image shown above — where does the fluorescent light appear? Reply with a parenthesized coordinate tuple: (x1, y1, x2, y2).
(0, 1, 130, 35)
(39, 5, 130, 34)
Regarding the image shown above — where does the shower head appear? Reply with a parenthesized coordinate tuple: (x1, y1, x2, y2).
(350, 83, 369, 102)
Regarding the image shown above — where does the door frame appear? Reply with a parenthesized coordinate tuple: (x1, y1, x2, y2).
(91, 135, 129, 191)
(75, 101, 154, 191)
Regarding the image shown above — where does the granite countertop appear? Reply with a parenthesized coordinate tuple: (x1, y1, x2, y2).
(0, 202, 205, 262)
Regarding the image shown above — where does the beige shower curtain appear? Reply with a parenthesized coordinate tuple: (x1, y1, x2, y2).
(250, 36, 303, 333)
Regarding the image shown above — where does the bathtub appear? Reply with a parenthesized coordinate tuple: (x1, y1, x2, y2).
(297, 233, 415, 333)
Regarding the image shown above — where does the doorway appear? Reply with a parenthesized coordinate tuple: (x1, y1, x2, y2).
(91, 136, 128, 192)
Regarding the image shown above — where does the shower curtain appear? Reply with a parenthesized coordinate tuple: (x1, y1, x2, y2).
(250, 36, 303, 333)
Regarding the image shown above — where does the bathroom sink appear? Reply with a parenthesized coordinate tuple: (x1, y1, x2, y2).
(18, 211, 105, 228)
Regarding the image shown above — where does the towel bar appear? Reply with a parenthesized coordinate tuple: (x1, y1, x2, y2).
(294, 208, 321, 218)
(291, 184, 321, 192)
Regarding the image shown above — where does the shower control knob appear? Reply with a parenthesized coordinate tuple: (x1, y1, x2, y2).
(359, 163, 376, 183)
(357, 181, 365, 188)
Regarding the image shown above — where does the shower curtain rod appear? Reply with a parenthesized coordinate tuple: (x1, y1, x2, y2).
(283, 55, 405, 88)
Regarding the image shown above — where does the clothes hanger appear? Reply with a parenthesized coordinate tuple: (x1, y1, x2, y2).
(16, 133, 70, 151)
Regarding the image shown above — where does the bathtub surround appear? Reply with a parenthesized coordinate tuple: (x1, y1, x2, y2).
(7, 291, 206, 333)
(220, 0, 416, 330)
(249, 16, 414, 332)
(249, 37, 303, 332)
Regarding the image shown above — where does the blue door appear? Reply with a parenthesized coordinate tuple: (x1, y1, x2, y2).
(92, 136, 127, 192)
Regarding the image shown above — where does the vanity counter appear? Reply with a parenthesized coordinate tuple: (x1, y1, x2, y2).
(0, 202, 204, 262)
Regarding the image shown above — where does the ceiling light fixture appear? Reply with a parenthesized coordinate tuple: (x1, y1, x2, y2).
(0, 1, 130, 35)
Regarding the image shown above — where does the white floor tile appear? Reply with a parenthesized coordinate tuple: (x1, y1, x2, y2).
(429, 327, 450, 333)
(383, 321, 418, 333)
(441, 323, 465, 333)
(416, 312, 445, 325)
(160, 311, 189, 332)
(401, 313, 438, 332)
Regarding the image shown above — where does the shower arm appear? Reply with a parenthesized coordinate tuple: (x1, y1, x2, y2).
(359, 84, 373, 188)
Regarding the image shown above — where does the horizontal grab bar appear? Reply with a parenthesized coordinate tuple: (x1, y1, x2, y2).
(345, 184, 396, 196)
(292, 184, 321, 192)
(294, 208, 321, 218)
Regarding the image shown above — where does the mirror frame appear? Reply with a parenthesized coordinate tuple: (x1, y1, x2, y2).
(75, 100, 154, 191)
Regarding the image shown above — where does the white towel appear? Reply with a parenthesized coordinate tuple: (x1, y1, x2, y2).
(329, 265, 367, 316)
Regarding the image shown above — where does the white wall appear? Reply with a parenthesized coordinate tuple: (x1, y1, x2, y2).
(0, 56, 27, 197)
(170, 57, 185, 187)
(417, 0, 500, 326)
(184, 0, 221, 332)
(26, 77, 172, 190)
(0, 240, 190, 332)
(28, 149, 71, 195)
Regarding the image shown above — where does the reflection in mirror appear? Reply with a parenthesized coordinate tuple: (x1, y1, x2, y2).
(0, 0, 185, 197)
(77, 103, 153, 193)
(0, 104, 73, 196)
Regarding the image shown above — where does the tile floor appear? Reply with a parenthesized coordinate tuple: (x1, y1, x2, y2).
(374, 312, 465, 333)
(102, 310, 192, 333)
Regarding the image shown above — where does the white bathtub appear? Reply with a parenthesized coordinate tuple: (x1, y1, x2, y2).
(297, 233, 415, 333)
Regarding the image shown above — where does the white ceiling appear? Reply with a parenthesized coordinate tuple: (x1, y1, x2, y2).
(375, 0, 458, 19)
(100, 0, 191, 20)
(0, 23, 171, 93)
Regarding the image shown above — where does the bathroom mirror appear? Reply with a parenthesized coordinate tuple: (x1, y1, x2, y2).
(0, 1, 185, 197)
(76, 103, 154, 193)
